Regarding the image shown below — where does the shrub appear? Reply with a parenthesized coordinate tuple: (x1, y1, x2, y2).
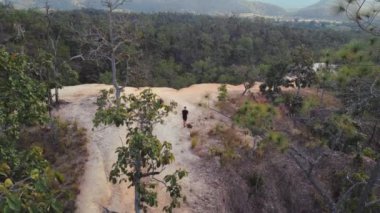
(300, 96, 319, 116)
(247, 173, 264, 194)
(362, 147, 377, 160)
(310, 114, 365, 153)
(190, 131, 200, 149)
(256, 131, 289, 156)
(234, 101, 276, 135)
(217, 84, 228, 102)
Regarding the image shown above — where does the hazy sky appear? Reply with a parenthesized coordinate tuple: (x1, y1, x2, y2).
(251, 0, 320, 9)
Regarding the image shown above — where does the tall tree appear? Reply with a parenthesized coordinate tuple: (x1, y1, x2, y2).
(0, 49, 66, 212)
(289, 45, 315, 97)
(72, 0, 131, 98)
(93, 89, 187, 213)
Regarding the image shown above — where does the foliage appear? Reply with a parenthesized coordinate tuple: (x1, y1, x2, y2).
(299, 96, 319, 116)
(0, 49, 47, 139)
(259, 61, 289, 96)
(208, 124, 246, 165)
(217, 84, 228, 102)
(0, 49, 68, 212)
(0, 7, 358, 88)
(234, 101, 276, 135)
(93, 88, 187, 212)
(19, 118, 89, 211)
(0, 145, 67, 213)
(310, 114, 365, 153)
(329, 39, 380, 119)
(280, 93, 304, 116)
(362, 147, 378, 160)
(99, 71, 113, 84)
(254, 131, 289, 157)
(289, 45, 316, 96)
(330, 170, 380, 213)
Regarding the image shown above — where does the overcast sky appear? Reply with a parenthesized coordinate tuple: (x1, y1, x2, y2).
(250, 0, 320, 9)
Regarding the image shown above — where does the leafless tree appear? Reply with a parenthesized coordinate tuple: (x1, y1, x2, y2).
(338, 0, 380, 36)
(337, 1, 380, 211)
(288, 147, 371, 213)
(43, 0, 60, 106)
(72, 0, 131, 98)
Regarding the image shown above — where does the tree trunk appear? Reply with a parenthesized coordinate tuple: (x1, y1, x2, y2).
(296, 86, 301, 97)
(47, 88, 53, 117)
(367, 123, 377, 144)
(320, 88, 325, 107)
(242, 88, 249, 96)
(111, 54, 121, 99)
(55, 87, 59, 106)
(108, 6, 122, 99)
(356, 159, 380, 213)
(134, 158, 142, 213)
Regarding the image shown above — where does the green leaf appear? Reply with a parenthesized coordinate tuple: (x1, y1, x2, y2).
(30, 169, 39, 180)
(6, 194, 21, 211)
(54, 172, 65, 184)
(4, 178, 13, 188)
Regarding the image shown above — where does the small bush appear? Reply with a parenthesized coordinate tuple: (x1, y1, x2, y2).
(300, 96, 319, 116)
(362, 147, 377, 160)
(310, 114, 365, 153)
(256, 131, 289, 156)
(247, 173, 264, 194)
(190, 131, 200, 149)
(234, 101, 276, 135)
(217, 84, 228, 102)
(209, 145, 240, 166)
(208, 123, 245, 165)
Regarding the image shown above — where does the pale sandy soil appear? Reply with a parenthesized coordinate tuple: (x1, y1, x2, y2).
(56, 83, 258, 213)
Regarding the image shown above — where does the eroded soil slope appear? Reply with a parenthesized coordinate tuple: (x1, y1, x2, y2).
(56, 84, 249, 213)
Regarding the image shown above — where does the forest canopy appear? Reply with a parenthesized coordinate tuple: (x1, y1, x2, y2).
(0, 5, 366, 88)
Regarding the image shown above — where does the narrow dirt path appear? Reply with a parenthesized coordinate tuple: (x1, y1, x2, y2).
(56, 84, 247, 213)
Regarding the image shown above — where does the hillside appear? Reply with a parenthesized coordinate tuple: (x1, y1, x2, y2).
(5, 0, 287, 16)
(244, 1, 287, 16)
(1, 2, 379, 212)
(292, 0, 345, 20)
(56, 84, 248, 212)
(53, 83, 379, 212)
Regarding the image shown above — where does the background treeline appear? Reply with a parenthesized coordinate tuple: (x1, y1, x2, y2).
(0, 5, 365, 88)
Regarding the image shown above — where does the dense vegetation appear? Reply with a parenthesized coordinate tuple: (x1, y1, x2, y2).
(0, 4, 364, 88)
(0, 1, 379, 212)
(208, 36, 380, 212)
(0, 49, 88, 212)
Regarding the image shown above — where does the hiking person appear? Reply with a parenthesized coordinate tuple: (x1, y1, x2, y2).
(182, 106, 189, 127)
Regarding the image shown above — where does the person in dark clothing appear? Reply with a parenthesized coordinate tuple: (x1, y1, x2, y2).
(182, 106, 189, 127)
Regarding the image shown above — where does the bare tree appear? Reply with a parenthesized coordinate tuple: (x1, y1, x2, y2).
(289, 147, 368, 213)
(43, 0, 59, 106)
(337, 1, 380, 211)
(338, 0, 380, 36)
(72, 0, 131, 98)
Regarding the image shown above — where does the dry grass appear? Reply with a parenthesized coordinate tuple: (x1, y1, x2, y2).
(19, 118, 89, 211)
(190, 130, 200, 149)
(207, 123, 251, 165)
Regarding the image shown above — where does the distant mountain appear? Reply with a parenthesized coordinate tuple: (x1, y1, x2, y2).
(4, 0, 288, 16)
(292, 0, 344, 20)
(244, 1, 287, 16)
(123, 0, 250, 14)
(3, 0, 347, 21)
